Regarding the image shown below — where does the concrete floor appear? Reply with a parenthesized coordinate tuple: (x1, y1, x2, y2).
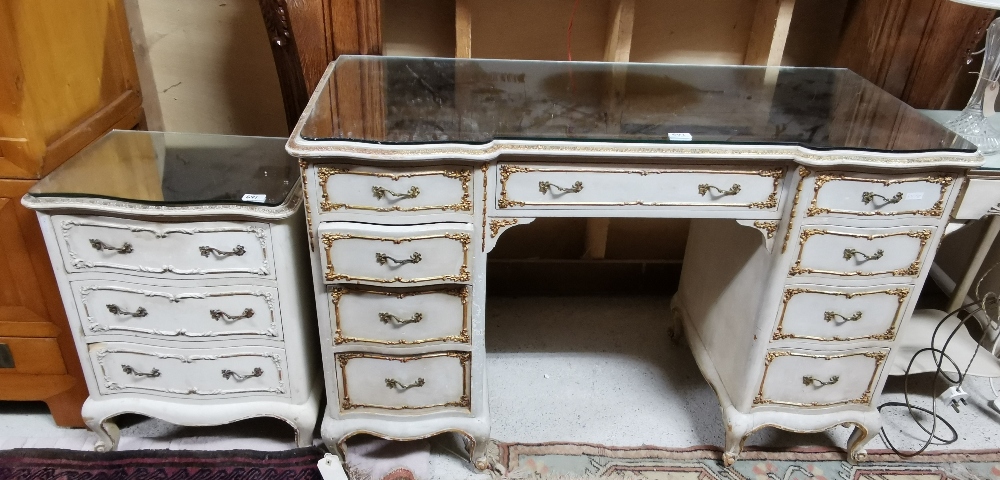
(3, 296, 1000, 479)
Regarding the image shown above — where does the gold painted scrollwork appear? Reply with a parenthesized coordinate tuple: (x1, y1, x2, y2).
(788, 229, 933, 277)
(322, 232, 471, 283)
(805, 173, 953, 217)
(317, 167, 473, 213)
(753, 350, 888, 408)
(329, 286, 470, 345)
(771, 287, 909, 341)
(337, 351, 472, 412)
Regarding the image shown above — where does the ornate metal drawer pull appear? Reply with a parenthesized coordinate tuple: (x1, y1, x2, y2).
(379, 312, 423, 325)
(90, 239, 133, 254)
(803, 375, 839, 387)
(824, 311, 863, 323)
(199, 245, 246, 257)
(222, 367, 264, 381)
(861, 191, 904, 205)
(106, 304, 148, 318)
(843, 248, 884, 261)
(698, 183, 742, 197)
(376, 252, 422, 266)
(121, 364, 160, 378)
(385, 377, 425, 390)
(372, 185, 420, 200)
(539, 181, 583, 194)
(210, 308, 255, 321)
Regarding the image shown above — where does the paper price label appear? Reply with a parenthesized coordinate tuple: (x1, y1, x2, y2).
(904, 192, 924, 201)
(668, 132, 693, 141)
(241, 193, 267, 203)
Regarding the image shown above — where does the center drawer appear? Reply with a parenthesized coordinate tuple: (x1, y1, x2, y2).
(336, 351, 471, 415)
(329, 286, 470, 346)
(788, 226, 934, 279)
(753, 348, 888, 408)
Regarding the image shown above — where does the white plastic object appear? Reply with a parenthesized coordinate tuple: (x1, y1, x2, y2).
(317, 453, 349, 480)
(941, 385, 970, 413)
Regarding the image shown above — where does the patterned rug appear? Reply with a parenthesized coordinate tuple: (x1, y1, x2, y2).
(490, 443, 1000, 480)
(0, 446, 325, 479)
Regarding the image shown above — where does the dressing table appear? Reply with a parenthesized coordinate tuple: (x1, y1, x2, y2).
(287, 56, 984, 468)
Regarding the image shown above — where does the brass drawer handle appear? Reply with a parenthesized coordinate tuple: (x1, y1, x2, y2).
(210, 308, 255, 321)
(222, 367, 264, 381)
(106, 304, 148, 318)
(539, 181, 583, 194)
(698, 183, 742, 197)
(199, 245, 246, 257)
(90, 239, 133, 254)
(379, 312, 423, 325)
(803, 375, 839, 387)
(861, 191, 903, 206)
(122, 364, 160, 378)
(372, 185, 420, 200)
(386, 378, 425, 390)
(843, 248, 884, 261)
(824, 311, 863, 323)
(376, 252, 422, 266)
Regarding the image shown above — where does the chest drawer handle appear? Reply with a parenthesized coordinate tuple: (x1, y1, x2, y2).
(803, 375, 839, 387)
(199, 245, 246, 257)
(379, 312, 423, 325)
(861, 191, 904, 206)
(386, 378, 425, 390)
(376, 252, 422, 266)
(372, 185, 420, 200)
(698, 183, 742, 197)
(539, 181, 584, 194)
(210, 308, 255, 321)
(824, 311, 863, 323)
(843, 248, 884, 261)
(90, 239, 133, 254)
(121, 364, 160, 378)
(222, 367, 264, 381)
(106, 304, 148, 318)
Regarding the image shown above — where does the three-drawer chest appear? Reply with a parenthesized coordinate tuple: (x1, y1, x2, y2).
(22, 131, 320, 451)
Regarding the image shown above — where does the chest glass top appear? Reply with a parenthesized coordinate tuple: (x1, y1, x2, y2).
(299, 56, 974, 153)
(29, 130, 298, 207)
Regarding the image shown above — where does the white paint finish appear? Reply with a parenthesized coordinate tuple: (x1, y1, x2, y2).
(756, 349, 888, 408)
(790, 226, 934, 279)
(54, 215, 272, 277)
(319, 222, 473, 286)
(955, 177, 1000, 219)
(338, 353, 470, 414)
(88, 342, 288, 398)
(316, 164, 474, 217)
(808, 174, 954, 218)
(330, 287, 470, 347)
(773, 285, 910, 342)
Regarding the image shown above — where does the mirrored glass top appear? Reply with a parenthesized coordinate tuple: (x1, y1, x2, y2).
(299, 56, 975, 153)
(30, 130, 298, 206)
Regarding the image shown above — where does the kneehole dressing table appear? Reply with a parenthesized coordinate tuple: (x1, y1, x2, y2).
(287, 56, 986, 468)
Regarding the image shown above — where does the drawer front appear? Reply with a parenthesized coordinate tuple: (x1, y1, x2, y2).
(954, 176, 1000, 220)
(89, 343, 288, 398)
(73, 280, 282, 341)
(55, 216, 271, 277)
(789, 227, 934, 278)
(806, 173, 953, 218)
(330, 286, 470, 346)
(497, 164, 785, 211)
(772, 286, 911, 342)
(320, 222, 472, 285)
(315, 164, 473, 215)
(336, 351, 471, 414)
(754, 349, 888, 408)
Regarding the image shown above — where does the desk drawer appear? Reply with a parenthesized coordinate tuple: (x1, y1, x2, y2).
(329, 286, 470, 346)
(788, 226, 934, 279)
(772, 285, 911, 342)
(314, 164, 473, 215)
(753, 349, 888, 408)
(319, 222, 472, 285)
(805, 172, 954, 218)
(497, 164, 785, 211)
(336, 351, 471, 414)
(54, 216, 271, 277)
(954, 175, 1000, 220)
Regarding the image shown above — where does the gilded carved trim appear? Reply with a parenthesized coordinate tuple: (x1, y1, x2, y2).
(782, 167, 810, 253)
(317, 167, 473, 213)
(788, 229, 933, 277)
(771, 287, 910, 342)
(329, 286, 470, 345)
(753, 350, 888, 407)
(337, 351, 472, 412)
(299, 160, 314, 251)
(753, 221, 778, 239)
(481, 163, 489, 251)
(489, 219, 519, 238)
(322, 232, 471, 283)
(805, 173, 954, 217)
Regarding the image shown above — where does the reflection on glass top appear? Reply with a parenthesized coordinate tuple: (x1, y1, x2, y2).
(30, 130, 297, 206)
(299, 56, 975, 153)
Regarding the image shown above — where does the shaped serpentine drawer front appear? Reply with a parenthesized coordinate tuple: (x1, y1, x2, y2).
(805, 172, 954, 218)
(88, 342, 288, 399)
(53, 215, 272, 277)
(497, 164, 785, 211)
(72, 279, 282, 341)
(753, 348, 889, 408)
(319, 222, 472, 285)
(314, 164, 474, 215)
(329, 286, 470, 346)
(772, 285, 911, 342)
(336, 351, 471, 415)
(788, 226, 935, 279)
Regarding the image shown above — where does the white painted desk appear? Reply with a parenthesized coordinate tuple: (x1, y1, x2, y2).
(288, 57, 986, 468)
